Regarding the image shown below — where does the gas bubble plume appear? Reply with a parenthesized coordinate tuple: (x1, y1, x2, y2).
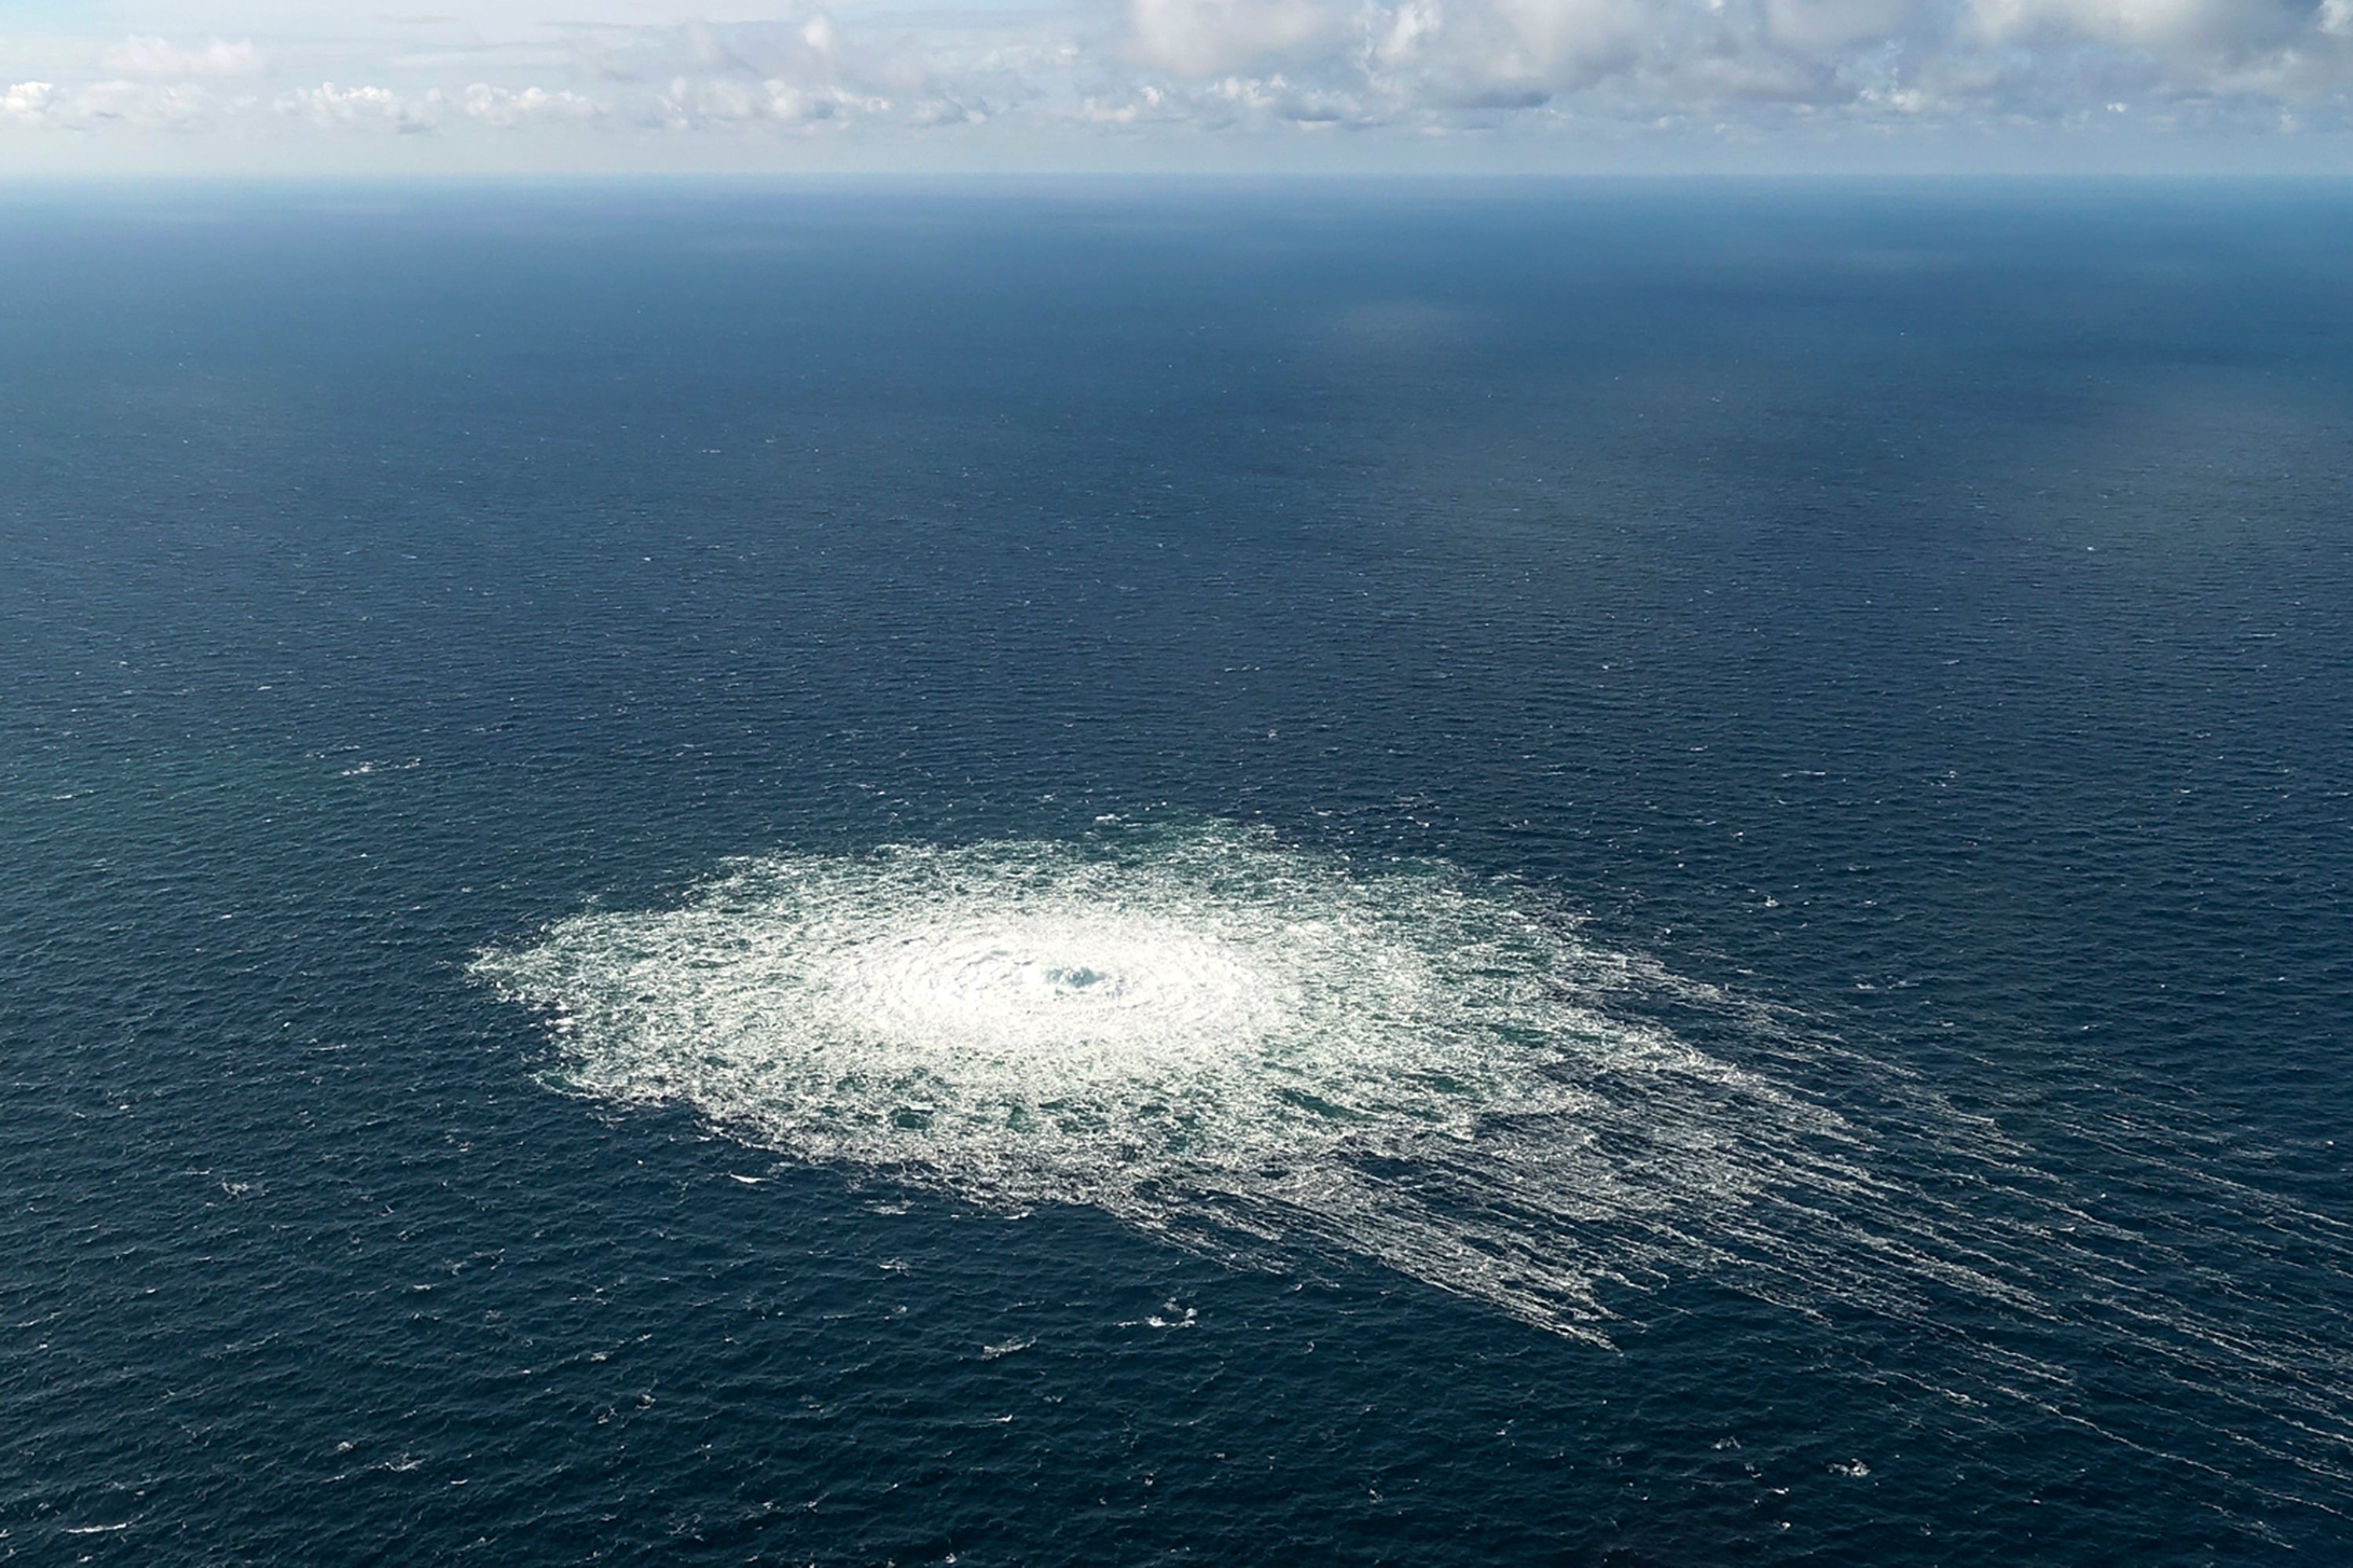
(474, 821, 2353, 1512)
(473, 823, 1884, 1340)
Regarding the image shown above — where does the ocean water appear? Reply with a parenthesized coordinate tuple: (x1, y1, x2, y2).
(3, 181, 2350, 1563)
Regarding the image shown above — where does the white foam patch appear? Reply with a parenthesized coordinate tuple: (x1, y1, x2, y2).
(474, 823, 1882, 1340)
(475, 821, 2353, 1522)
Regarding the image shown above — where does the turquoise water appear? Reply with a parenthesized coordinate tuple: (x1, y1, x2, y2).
(4, 183, 2351, 1563)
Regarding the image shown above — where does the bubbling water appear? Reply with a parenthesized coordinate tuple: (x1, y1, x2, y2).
(810, 911, 1285, 1068)
(474, 823, 1875, 1338)
(475, 821, 2353, 1514)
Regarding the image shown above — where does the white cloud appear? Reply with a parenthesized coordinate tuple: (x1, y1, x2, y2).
(104, 37, 265, 78)
(2, 80, 54, 123)
(464, 82, 601, 126)
(0, 77, 238, 132)
(278, 82, 435, 132)
(1129, 0, 1341, 77)
(3, 0, 2352, 166)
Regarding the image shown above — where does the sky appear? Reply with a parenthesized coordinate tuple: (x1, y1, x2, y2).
(2, 0, 2351, 173)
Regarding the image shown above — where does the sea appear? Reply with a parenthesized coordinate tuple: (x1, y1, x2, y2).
(4, 180, 2350, 1564)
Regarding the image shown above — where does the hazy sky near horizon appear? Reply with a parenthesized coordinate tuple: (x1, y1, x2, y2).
(5, 0, 2353, 172)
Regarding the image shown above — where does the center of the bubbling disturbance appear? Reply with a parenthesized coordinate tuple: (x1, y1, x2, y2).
(815, 911, 1291, 1058)
(941, 946, 1130, 1004)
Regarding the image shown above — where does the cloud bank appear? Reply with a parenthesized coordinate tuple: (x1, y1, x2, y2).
(4, 0, 2352, 169)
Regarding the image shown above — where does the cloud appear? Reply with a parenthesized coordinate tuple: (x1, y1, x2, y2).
(103, 37, 265, 78)
(1965, 0, 2295, 48)
(5, 0, 2353, 163)
(1129, 0, 1342, 77)
(278, 82, 436, 133)
(464, 82, 600, 126)
(0, 78, 240, 133)
(2, 80, 54, 123)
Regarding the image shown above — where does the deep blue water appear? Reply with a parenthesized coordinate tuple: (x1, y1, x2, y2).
(4, 181, 2350, 1563)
